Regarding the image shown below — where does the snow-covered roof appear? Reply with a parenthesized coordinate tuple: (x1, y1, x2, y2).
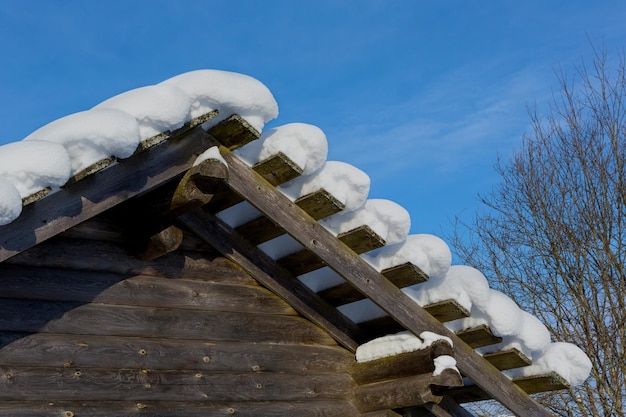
(0, 69, 591, 407)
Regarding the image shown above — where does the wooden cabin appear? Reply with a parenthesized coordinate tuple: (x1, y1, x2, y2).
(0, 111, 568, 416)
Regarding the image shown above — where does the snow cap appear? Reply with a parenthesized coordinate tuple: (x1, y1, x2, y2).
(506, 342, 592, 386)
(320, 199, 410, 245)
(404, 265, 490, 312)
(364, 234, 452, 279)
(23, 108, 141, 175)
(93, 84, 192, 140)
(235, 123, 328, 175)
(160, 69, 278, 132)
(278, 161, 370, 211)
(0, 177, 22, 226)
(0, 140, 71, 198)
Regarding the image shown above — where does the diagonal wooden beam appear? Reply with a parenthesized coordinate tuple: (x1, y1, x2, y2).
(178, 209, 365, 352)
(212, 145, 552, 417)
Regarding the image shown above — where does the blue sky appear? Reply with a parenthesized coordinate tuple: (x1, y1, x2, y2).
(1, 1, 625, 242)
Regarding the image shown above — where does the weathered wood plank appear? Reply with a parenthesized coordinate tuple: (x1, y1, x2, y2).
(235, 188, 346, 247)
(483, 348, 532, 371)
(0, 332, 353, 373)
(277, 248, 327, 276)
(6, 237, 256, 284)
(317, 281, 364, 306)
(213, 147, 552, 416)
(295, 189, 345, 220)
(353, 369, 463, 412)
(278, 225, 386, 277)
(337, 225, 386, 255)
(206, 114, 260, 150)
(178, 210, 365, 351)
(0, 266, 295, 315)
(381, 262, 429, 287)
(351, 340, 454, 385)
(0, 400, 360, 417)
(0, 299, 336, 345)
(455, 325, 502, 349)
(0, 366, 354, 402)
(235, 216, 285, 246)
(320, 262, 429, 307)
(422, 300, 470, 323)
(513, 372, 569, 394)
(252, 152, 304, 186)
(0, 126, 211, 263)
(62, 213, 218, 253)
(203, 153, 305, 215)
(449, 372, 569, 403)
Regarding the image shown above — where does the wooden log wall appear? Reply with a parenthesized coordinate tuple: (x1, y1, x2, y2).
(0, 217, 362, 416)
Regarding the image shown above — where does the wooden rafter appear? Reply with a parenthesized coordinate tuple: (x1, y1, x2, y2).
(195, 144, 553, 417)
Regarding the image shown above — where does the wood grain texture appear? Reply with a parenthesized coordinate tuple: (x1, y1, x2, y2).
(483, 348, 532, 371)
(455, 325, 503, 349)
(0, 400, 360, 417)
(351, 340, 454, 385)
(252, 152, 303, 186)
(0, 265, 295, 315)
(0, 299, 336, 345)
(6, 237, 256, 283)
(206, 114, 260, 150)
(0, 366, 354, 402)
(0, 333, 353, 373)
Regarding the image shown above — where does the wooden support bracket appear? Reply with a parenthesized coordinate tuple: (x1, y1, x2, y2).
(455, 325, 502, 349)
(206, 114, 260, 150)
(169, 157, 229, 215)
(449, 371, 569, 403)
(483, 348, 532, 371)
(252, 152, 304, 186)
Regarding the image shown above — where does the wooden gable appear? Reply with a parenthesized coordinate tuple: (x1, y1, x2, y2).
(0, 113, 564, 416)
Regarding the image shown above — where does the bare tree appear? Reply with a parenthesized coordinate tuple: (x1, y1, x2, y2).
(449, 48, 626, 416)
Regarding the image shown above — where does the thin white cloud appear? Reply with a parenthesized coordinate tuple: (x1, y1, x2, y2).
(328, 61, 555, 184)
